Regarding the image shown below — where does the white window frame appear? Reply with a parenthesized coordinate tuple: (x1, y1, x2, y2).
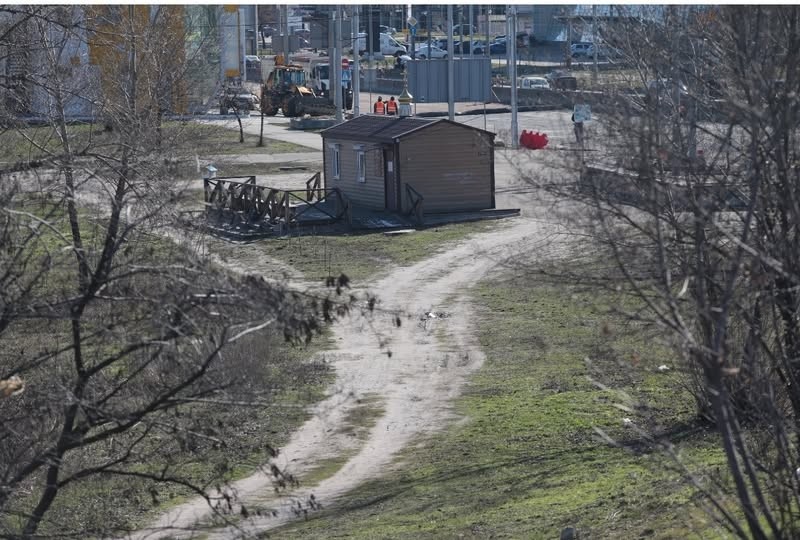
(329, 143, 341, 180)
(354, 145, 366, 183)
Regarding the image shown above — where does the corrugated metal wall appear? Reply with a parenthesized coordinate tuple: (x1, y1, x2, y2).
(407, 57, 491, 103)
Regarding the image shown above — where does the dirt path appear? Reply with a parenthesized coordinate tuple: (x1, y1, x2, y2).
(132, 204, 565, 539)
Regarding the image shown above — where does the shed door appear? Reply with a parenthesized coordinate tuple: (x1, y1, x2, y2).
(384, 148, 397, 211)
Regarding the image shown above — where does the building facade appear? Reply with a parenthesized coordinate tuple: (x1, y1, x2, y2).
(321, 115, 495, 214)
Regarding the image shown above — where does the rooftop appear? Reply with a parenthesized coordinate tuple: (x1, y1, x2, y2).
(321, 115, 435, 143)
(320, 114, 495, 143)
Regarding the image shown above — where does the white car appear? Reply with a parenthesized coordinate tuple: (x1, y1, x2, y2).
(519, 76, 549, 90)
(415, 44, 447, 59)
(570, 42, 595, 57)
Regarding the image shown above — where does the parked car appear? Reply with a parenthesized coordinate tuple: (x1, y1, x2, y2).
(380, 25, 397, 35)
(545, 69, 570, 83)
(453, 24, 477, 35)
(551, 75, 578, 91)
(519, 76, 549, 90)
(415, 43, 447, 59)
(570, 42, 594, 58)
(355, 32, 407, 57)
(459, 40, 486, 54)
(489, 41, 506, 55)
(434, 37, 449, 50)
(293, 28, 310, 40)
(473, 41, 506, 55)
(494, 33, 529, 48)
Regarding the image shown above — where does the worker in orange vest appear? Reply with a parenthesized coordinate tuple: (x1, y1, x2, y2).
(373, 96, 385, 114)
(386, 96, 398, 115)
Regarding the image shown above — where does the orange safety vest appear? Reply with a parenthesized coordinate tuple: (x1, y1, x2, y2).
(386, 100, 398, 115)
(374, 100, 385, 114)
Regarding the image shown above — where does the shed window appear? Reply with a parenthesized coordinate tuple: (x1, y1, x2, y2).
(356, 151, 366, 183)
(329, 144, 341, 180)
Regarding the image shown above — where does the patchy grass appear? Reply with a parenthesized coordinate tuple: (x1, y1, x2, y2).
(337, 394, 385, 440)
(298, 395, 385, 490)
(211, 162, 321, 179)
(267, 277, 726, 539)
(1, 195, 338, 536)
(187, 123, 313, 156)
(209, 220, 507, 285)
(0, 121, 310, 168)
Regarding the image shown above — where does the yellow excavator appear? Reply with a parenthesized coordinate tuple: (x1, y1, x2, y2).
(261, 55, 337, 117)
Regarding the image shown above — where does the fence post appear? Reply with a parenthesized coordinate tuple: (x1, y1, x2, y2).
(284, 191, 291, 235)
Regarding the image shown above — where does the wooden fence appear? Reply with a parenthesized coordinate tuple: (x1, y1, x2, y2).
(203, 173, 350, 230)
(404, 184, 424, 224)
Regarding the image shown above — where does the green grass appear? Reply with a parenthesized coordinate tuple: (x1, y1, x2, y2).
(0, 121, 310, 167)
(189, 123, 313, 155)
(267, 277, 726, 539)
(210, 220, 507, 285)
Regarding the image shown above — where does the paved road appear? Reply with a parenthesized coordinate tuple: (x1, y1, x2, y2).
(210, 106, 583, 154)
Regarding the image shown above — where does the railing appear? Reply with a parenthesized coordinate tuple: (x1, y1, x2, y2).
(404, 184, 424, 225)
(203, 174, 350, 231)
(305, 172, 322, 202)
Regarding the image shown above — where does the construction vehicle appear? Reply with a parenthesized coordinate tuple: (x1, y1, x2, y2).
(261, 56, 337, 117)
(309, 63, 354, 110)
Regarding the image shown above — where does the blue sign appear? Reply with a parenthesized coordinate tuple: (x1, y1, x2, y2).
(410, 25, 417, 37)
(341, 69, 351, 82)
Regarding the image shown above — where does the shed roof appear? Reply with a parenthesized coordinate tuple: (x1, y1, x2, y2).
(321, 114, 495, 143)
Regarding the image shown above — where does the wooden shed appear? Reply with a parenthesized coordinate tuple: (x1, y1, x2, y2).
(320, 115, 496, 215)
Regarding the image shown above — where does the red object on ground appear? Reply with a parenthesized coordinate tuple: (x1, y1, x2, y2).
(520, 130, 549, 150)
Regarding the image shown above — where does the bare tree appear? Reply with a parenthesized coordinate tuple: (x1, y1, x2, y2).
(526, 5, 800, 538)
(0, 6, 355, 538)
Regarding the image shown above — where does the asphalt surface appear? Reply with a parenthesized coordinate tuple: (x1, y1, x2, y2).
(210, 94, 581, 151)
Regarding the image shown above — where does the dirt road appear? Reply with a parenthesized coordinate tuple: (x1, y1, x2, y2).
(133, 150, 566, 539)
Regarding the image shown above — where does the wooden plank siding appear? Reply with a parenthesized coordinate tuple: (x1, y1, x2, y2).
(323, 137, 386, 210)
(398, 123, 495, 213)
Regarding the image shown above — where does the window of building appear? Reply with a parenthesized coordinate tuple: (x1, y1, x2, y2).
(356, 151, 366, 183)
(329, 144, 341, 180)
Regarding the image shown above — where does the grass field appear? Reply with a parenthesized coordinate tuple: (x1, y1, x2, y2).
(0, 122, 309, 166)
(209, 219, 506, 285)
(267, 276, 727, 539)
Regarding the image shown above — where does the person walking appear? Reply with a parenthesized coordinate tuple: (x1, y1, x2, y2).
(572, 112, 584, 148)
(386, 96, 398, 116)
(373, 96, 385, 114)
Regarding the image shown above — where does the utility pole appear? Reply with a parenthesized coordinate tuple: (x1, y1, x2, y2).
(282, 5, 289, 57)
(254, 5, 259, 55)
(508, 5, 518, 149)
(564, 8, 571, 68)
(334, 5, 343, 122)
(352, 7, 360, 116)
(468, 6, 473, 58)
(592, 4, 598, 85)
(447, 4, 454, 121)
(239, 7, 246, 82)
(409, 6, 415, 60)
